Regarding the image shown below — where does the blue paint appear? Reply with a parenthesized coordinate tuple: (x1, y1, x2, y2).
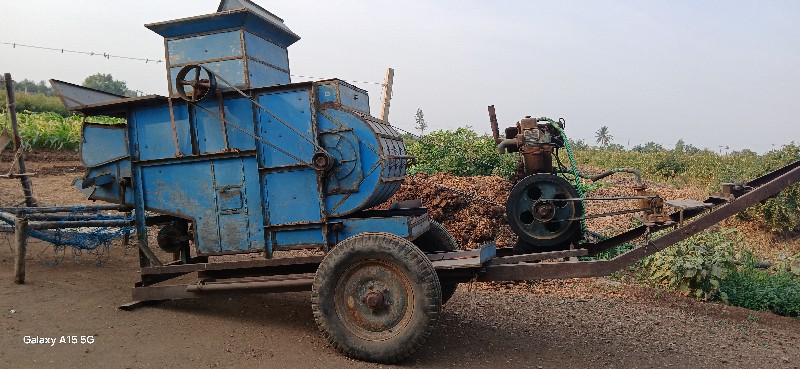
(167, 30, 243, 65)
(244, 31, 289, 70)
(68, 1, 435, 259)
(81, 124, 128, 167)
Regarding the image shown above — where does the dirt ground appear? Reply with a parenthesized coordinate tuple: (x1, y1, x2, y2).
(1, 150, 799, 368)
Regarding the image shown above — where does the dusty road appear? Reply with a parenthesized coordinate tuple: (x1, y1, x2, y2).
(1, 239, 798, 369)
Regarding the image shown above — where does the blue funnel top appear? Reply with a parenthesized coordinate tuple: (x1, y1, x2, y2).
(146, 0, 300, 92)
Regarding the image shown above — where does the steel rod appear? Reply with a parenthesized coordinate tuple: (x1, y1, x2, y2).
(27, 219, 134, 230)
(0, 204, 130, 214)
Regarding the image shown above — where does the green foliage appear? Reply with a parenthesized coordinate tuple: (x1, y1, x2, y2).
(594, 126, 613, 146)
(642, 228, 738, 301)
(569, 138, 589, 150)
(414, 108, 427, 135)
(573, 143, 800, 232)
(0, 93, 70, 116)
(82, 73, 137, 97)
(631, 141, 665, 153)
(0, 111, 124, 151)
(720, 265, 800, 318)
(407, 127, 505, 177)
(11, 79, 55, 96)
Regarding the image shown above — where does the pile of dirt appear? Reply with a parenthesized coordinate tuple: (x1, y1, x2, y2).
(382, 172, 709, 249)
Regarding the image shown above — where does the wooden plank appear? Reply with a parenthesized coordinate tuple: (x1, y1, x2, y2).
(14, 215, 27, 284)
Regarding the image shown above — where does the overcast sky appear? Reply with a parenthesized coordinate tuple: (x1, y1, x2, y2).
(2, 0, 798, 153)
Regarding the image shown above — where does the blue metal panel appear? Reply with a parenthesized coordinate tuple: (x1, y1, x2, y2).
(318, 84, 337, 104)
(338, 83, 370, 113)
(255, 90, 314, 168)
(212, 157, 264, 252)
(147, 10, 300, 48)
(167, 30, 243, 65)
(247, 59, 291, 87)
(244, 31, 289, 70)
(194, 97, 255, 154)
(76, 160, 133, 205)
(132, 105, 191, 161)
(263, 168, 322, 225)
(274, 228, 325, 248)
(81, 124, 128, 167)
(169, 59, 246, 93)
(140, 156, 264, 254)
(336, 217, 411, 241)
(221, 98, 257, 151)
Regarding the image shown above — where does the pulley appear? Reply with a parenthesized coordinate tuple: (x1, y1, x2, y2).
(506, 174, 583, 253)
(175, 65, 216, 102)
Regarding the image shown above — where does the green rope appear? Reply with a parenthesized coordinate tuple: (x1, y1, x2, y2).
(536, 117, 587, 232)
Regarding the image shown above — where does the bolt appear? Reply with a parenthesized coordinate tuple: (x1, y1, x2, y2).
(363, 291, 385, 309)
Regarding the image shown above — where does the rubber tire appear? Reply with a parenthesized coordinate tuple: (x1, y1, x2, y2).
(312, 232, 442, 363)
(413, 220, 459, 304)
(507, 174, 583, 252)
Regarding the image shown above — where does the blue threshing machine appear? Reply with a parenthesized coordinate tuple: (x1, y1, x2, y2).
(41, 0, 800, 363)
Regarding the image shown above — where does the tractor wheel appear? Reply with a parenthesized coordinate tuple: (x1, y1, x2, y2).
(413, 220, 459, 304)
(312, 233, 442, 363)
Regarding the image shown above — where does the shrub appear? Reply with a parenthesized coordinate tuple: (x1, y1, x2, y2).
(642, 228, 738, 301)
(0, 93, 69, 116)
(407, 128, 505, 177)
(720, 265, 800, 318)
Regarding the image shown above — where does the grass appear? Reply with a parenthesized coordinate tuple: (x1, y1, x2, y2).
(0, 111, 124, 151)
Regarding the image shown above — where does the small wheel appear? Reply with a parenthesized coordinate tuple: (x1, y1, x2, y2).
(506, 174, 583, 252)
(312, 233, 442, 363)
(175, 65, 216, 102)
(413, 220, 459, 304)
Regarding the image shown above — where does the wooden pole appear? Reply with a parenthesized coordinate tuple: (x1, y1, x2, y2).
(3, 73, 37, 207)
(14, 213, 28, 284)
(379, 68, 394, 122)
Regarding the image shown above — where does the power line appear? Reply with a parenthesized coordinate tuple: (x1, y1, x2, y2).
(0, 41, 164, 64)
(1, 41, 385, 87)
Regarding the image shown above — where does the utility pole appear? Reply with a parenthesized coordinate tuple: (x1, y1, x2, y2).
(3, 73, 37, 207)
(379, 68, 394, 122)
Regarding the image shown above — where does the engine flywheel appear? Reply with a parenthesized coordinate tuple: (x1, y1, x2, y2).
(506, 174, 583, 253)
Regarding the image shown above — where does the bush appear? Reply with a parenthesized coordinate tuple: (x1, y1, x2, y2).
(0, 93, 69, 116)
(408, 128, 508, 177)
(642, 228, 738, 301)
(721, 266, 800, 318)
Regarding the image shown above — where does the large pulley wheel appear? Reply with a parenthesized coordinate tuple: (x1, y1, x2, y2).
(412, 220, 459, 304)
(506, 174, 583, 252)
(312, 233, 442, 363)
(175, 65, 216, 102)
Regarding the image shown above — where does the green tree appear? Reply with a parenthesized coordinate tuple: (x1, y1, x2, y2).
(595, 126, 613, 146)
(82, 73, 136, 97)
(14, 79, 54, 96)
(569, 138, 589, 150)
(632, 141, 665, 153)
(414, 108, 428, 135)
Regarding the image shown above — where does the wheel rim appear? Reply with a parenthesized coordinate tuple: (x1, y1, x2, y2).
(334, 259, 414, 341)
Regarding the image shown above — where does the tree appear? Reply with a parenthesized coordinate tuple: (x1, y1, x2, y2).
(568, 139, 589, 150)
(82, 73, 136, 97)
(632, 141, 665, 153)
(14, 79, 54, 96)
(595, 126, 613, 146)
(414, 108, 427, 135)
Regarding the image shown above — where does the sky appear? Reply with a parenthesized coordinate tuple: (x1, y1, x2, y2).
(1, 0, 798, 153)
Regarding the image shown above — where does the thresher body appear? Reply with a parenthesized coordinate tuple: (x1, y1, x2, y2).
(62, 0, 425, 257)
